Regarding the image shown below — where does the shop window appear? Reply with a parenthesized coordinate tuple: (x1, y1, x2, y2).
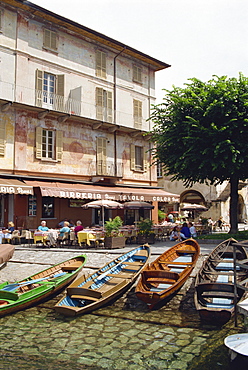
(130, 144, 147, 172)
(28, 195, 37, 216)
(35, 127, 62, 161)
(43, 29, 57, 51)
(96, 50, 106, 78)
(42, 196, 54, 218)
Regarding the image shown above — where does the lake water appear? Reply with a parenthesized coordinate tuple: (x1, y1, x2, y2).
(0, 278, 242, 370)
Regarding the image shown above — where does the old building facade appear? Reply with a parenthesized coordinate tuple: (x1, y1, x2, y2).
(0, 0, 180, 229)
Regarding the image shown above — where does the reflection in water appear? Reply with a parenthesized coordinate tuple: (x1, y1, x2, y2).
(0, 282, 242, 369)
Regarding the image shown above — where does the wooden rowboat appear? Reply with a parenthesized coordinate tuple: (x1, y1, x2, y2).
(135, 238, 200, 309)
(194, 238, 248, 325)
(54, 245, 150, 317)
(0, 244, 15, 269)
(0, 254, 86, 317)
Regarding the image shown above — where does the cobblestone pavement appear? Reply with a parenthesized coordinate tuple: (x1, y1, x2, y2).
(0, 239, 241, 370)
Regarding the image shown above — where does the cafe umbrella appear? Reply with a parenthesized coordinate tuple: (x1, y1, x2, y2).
(181, 203, 208, 220)
(82, 199, 124, 230)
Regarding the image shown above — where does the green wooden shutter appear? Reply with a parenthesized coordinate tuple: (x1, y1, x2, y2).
(56, 130, 63, 161)
(35, 69, 43, 107)
(96, 87, 103, 120)
(44, 29, 51, 48)
(130, 144, 135, 170)
(143, 146, 148, 171)
(0, 118, 5, 156)
(97, 137, 107, 175)
(107, 91, 112, 122)
(56, 75, 64, 111)
(50, 31, 57, 50)
(96, 50, 106, 78)
(36, 126, 42, 159)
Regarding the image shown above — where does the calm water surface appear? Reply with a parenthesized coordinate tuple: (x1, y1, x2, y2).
(0, 280, 242, 370)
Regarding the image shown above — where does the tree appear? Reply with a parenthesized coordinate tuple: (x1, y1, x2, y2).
(150, 74, 248, 233)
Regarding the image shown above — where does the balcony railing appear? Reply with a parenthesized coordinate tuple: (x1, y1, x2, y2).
(97, 160, 123, 177)
(0, 80, 148, 131)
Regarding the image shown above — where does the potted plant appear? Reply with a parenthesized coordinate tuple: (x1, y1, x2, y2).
(104, 216, 125, 249)
(137, 218, 155, 244)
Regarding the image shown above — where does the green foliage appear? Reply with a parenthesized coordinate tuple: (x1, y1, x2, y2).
(105, 216, 123, 237)
(138, 218, 154, 236)
(150, 73, 248, 187)
(158, 209, 166, 222)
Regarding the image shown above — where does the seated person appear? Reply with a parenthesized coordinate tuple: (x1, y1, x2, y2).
(180, 222, 191, 240)
(74, 220, 84, 235)
(169, 226, 181, 241)
(38, 220, 49, 232)
(59, 221, 70, 238)
(2, 221, 15, 242)
(188, 222, 197, 238)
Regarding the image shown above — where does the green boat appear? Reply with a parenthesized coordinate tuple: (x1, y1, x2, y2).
(0, 254, 86, 317)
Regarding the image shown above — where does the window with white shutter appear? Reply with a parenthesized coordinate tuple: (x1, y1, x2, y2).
(35, 70, 64, 110)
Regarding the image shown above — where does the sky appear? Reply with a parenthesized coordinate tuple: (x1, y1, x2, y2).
(32, 0, 248, 103)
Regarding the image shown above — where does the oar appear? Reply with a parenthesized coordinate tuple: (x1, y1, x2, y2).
(2, 272, 66, 292)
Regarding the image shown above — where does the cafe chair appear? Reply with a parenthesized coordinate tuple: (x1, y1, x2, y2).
(56, 232, 70, 248)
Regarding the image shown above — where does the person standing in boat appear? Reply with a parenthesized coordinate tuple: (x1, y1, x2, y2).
(180, 222, 191, 239)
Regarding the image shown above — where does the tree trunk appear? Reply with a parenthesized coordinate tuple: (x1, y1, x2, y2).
(229, 176, 239, 234)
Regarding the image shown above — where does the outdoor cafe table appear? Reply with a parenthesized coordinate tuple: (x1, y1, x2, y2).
(77, 230, 102, 247)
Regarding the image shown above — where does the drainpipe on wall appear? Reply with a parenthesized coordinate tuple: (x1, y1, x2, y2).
(113, 47, 126, 177)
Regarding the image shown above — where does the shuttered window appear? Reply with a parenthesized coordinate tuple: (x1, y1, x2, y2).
(96, 87, 112, 122)
(130, 144, 147, 172)
(0, 117, 5, 156)
(35, 70, 64, 110)
(43, 29, 57, 50)
(97, 137, 107, 175)
(36, 127, 62, 161)
(133, 65, 142, 83)
(133, 99, 142, 129)
(0, 10, 2, 31)
(96, 50, 106, 78)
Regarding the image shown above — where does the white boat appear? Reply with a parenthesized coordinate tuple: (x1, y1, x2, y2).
(224, 333, 248, 367)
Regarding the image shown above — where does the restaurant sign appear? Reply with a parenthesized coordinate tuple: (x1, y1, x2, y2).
(0, 185, 33, 195)
(57, 190, 179, 203)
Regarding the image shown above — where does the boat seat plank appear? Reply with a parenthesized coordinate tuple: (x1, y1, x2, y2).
(202, 291, 236, 298)
(159, 261, 192, 265)
(67, 287, 102, 299)
(122, 261, 143, 266)
(107, 274, 132, 279)
(147, 278, 176, 284)
(143, 270, 179, 281)
(62, 263, 82, 272)
(177, 250, 196, 255)
(70, 295, 99, 301)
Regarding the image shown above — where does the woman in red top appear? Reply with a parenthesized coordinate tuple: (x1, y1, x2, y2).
(74, 220, 84, 235)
